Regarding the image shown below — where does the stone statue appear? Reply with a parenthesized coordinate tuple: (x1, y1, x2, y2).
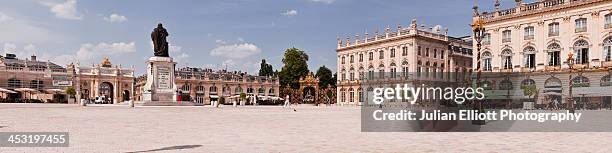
(151, 23, 169, 57)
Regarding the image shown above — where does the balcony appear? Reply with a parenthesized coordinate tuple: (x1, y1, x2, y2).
(575, 27, 587, 33)
(500, 69, 513, 73)
(545, 66, 561, 71)
(520, 67, 536, 72)
(502, 38, 511, 43)
(478, 0, 603, 22)
(602, 61, 612, 67)
(482, 41, 491, 45)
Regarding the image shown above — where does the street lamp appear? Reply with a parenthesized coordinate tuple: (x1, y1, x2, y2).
(566, 52, 575, 113)
(471, 6, 486, 125)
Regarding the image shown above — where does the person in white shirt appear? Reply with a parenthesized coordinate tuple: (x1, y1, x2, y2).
(284, 95, 290, 108)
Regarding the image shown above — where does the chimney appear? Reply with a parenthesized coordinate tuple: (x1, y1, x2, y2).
(31, 55, 37, 61)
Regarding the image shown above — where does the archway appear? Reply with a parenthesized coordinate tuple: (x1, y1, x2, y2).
(122, 90, 130, 101)
(99, 82, 114, 104)
(544, 77, 563, 108)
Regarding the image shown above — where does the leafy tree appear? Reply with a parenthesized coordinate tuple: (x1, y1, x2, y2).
(332, 73, 337, 87)
(279, 47, 309, 89)
(240, 92, 247, 101)
(258, 59, 274, 77)
(315, 66, 335, 88)
(522, 85, 537, 100)
(65, 86, 76, 98)
(218, 96, 225, 106)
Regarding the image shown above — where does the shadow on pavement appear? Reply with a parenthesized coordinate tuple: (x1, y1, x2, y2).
(125, 145, 202, 153)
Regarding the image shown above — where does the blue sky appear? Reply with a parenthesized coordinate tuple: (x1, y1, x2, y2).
(0, 0, 521, 75)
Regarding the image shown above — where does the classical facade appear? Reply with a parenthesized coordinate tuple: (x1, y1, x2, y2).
(67, 58, 135, 104)
(336, 20, 473, 105)
(473, 0, 612, 108)
(135, 67, 280, 105)
(0, 54, 71, 102)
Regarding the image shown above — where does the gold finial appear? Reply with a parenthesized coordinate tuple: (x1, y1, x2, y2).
(102, 57, 112, 66)
(472, 16, 484, 30)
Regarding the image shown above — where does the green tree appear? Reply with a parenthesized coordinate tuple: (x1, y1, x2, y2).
(258, 59, 274, 77)
(332, 73, 337, 87)
(522, 85, 537, 100)
(240, 92, 247, 102)
(279, 47, 310, 89)
(65, 86, 76, 98)
(315, 66, 335, 88)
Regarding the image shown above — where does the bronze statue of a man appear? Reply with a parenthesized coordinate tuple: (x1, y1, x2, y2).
(151, 23, 169, 57)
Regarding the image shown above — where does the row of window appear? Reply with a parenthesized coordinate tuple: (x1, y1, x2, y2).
(340, 46, 446, 64)
(481, 75, 612, 91)
(481, 38, 612, 71)
(483, 15, 612, 45)
(417, 46, 445, 59)
(338, 75, 612, 103)
(177, 85, 275, 95)
(341, 47, 409, 64)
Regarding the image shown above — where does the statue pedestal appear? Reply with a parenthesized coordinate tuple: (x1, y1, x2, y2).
(142, 57, 177, 102)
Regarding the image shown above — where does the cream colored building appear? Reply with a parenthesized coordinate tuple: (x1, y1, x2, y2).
(135, 67, 280, 105)
(336, 20, 473, 106)
(67, 58, 135, 104)
(474, 0, 612, 108)
(0, 54, 71, 102)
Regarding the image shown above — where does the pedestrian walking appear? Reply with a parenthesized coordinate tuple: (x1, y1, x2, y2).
(284, 94, 290, 108)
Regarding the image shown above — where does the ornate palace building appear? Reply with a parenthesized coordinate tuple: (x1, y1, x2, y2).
(336, 19, 473, 106)
(0, 54, 71, 102)
(473, 0, 612, 108)
(67, 58, 135, 104)
(135, 67, 280, 105)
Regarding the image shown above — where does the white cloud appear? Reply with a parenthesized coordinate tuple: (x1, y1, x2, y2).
(282, 9, 298, 17)
(222, 59, 237, 69)
(169, 44, 182, 53)
(0, 12, 60, 43)
(41, 0, 83, 20)
(210, 43, 261, 59)
(52, 42, 136, 65)
(75, 42, 136, 61)
(175, 52, 189, 63)
(103, 13, 127, 23)
(215, 39, 227, 45)
(309, 0, 335, 4)
(0, 12, 14, 23)
(1, 43, 54, 62)
(3, 43, 17, 53)
(52, 54, 76, 66)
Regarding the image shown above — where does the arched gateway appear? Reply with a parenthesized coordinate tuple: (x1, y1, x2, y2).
(99, 82, 114, 104)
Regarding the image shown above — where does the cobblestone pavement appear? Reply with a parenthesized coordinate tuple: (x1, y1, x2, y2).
(1, 103, 611, 153)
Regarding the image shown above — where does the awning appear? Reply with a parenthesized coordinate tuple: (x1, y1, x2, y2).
(0, 88, 17, 93)
(257, 96, 284, 100)
(15, 88, 38, 93)
(226, 95, 240, 99)
(46, 89, 65, 94)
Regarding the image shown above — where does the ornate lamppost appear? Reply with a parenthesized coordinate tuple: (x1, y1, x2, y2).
(471, 6, 486, 125)
(566, 52, 576, 113)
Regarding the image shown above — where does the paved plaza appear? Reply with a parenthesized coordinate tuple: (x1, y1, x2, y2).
(1, 104, 612, 152)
